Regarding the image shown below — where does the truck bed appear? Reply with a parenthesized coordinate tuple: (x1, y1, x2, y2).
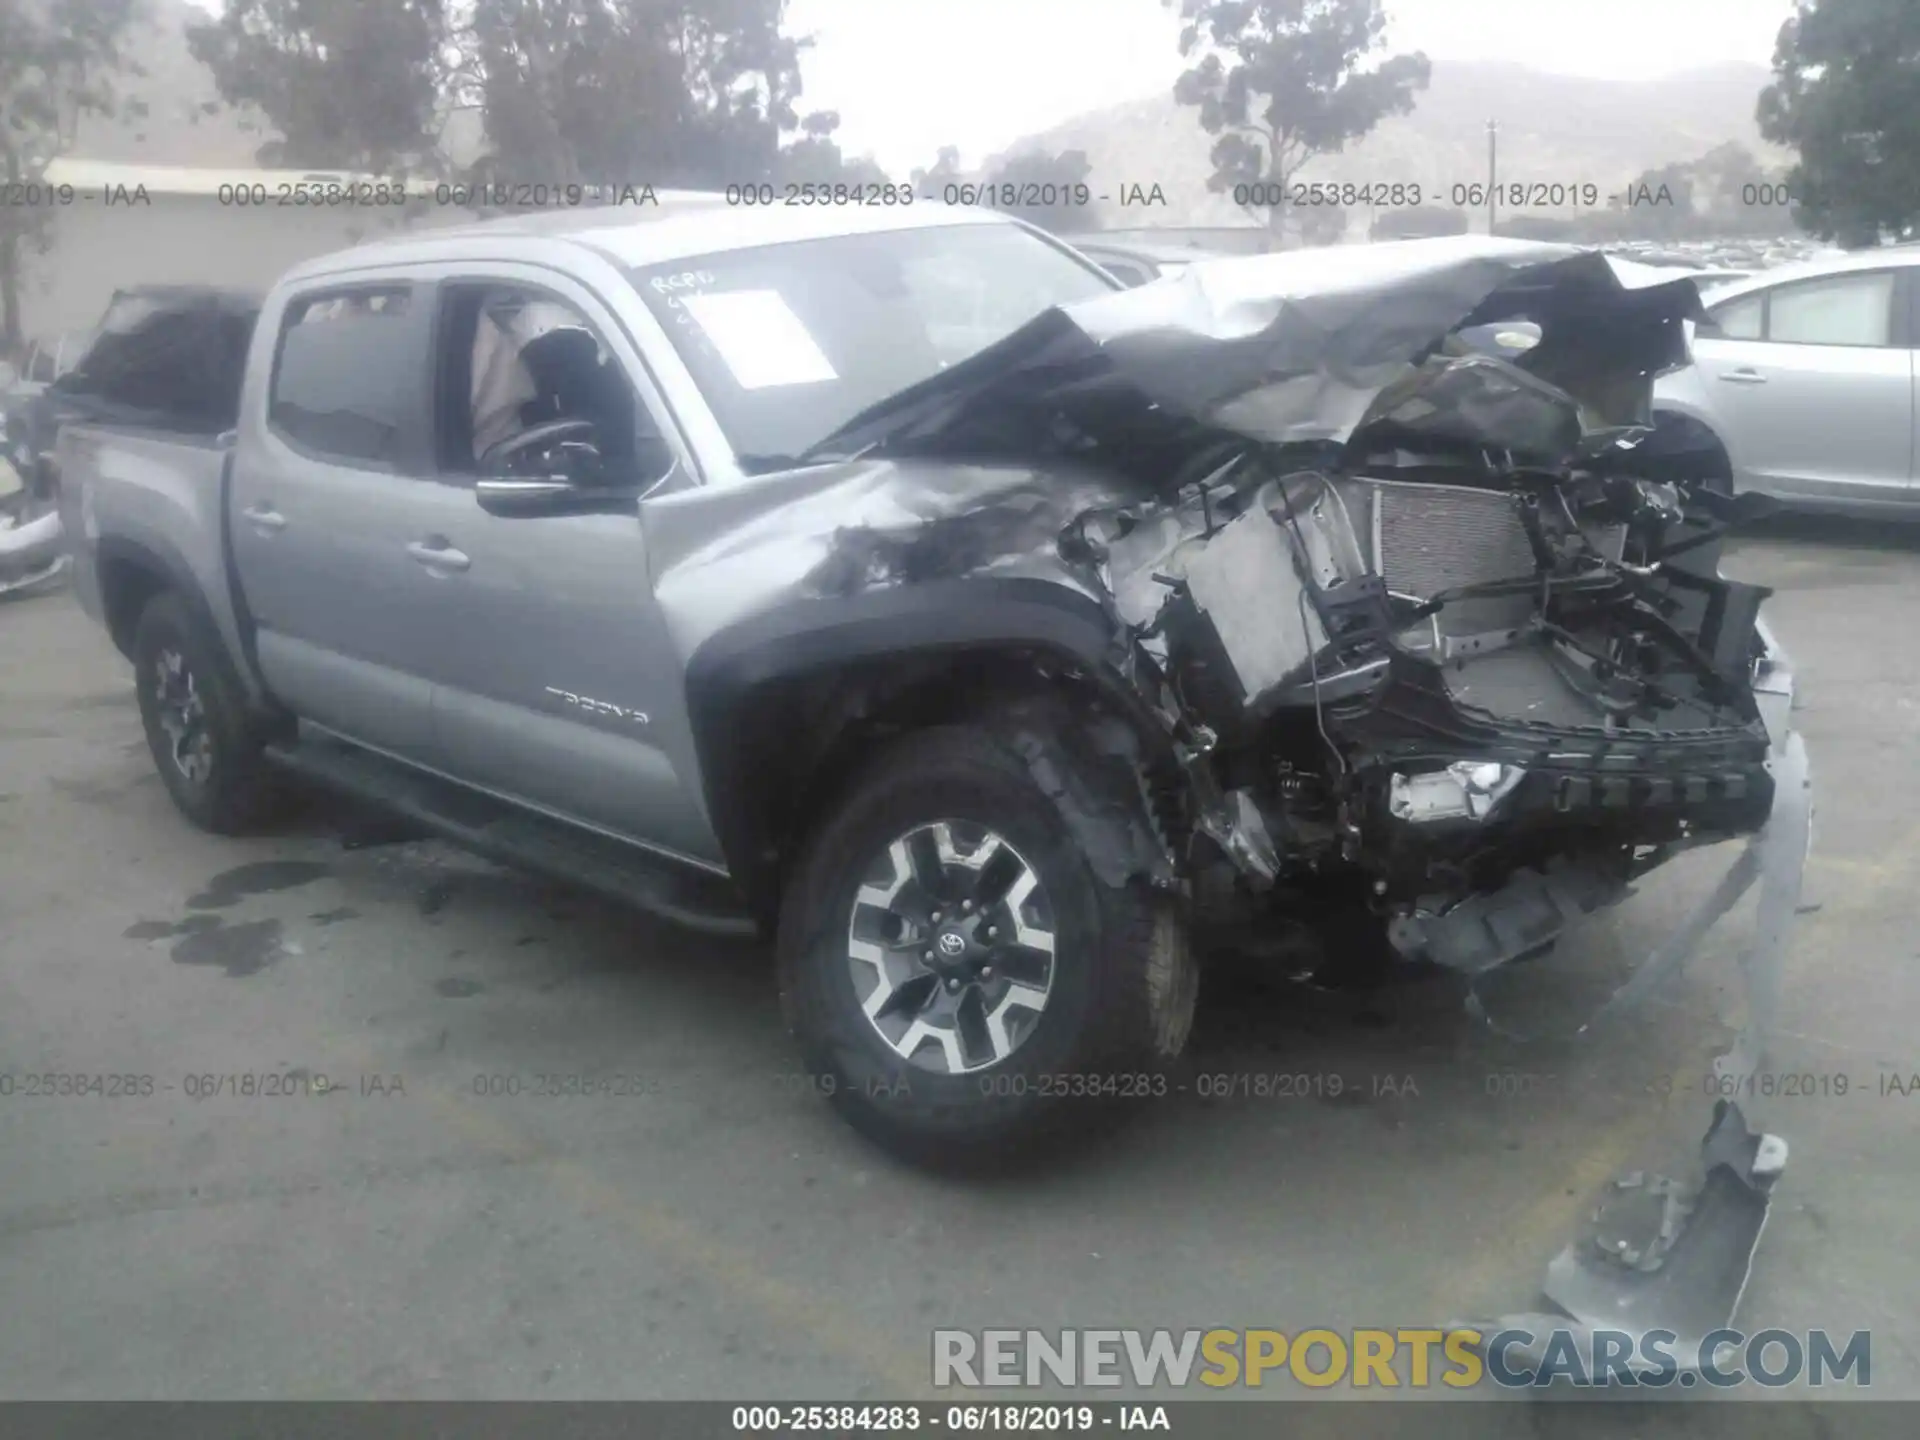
(56, 422, 248, 677)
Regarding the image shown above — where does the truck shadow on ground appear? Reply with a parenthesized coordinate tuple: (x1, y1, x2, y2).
(141, 777, 1730, 1188)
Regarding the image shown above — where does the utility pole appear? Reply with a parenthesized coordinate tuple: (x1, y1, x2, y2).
(1486, 119, 1498, 237)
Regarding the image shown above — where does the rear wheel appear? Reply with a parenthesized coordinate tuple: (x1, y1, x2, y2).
(777, 721, 1197, 1168)
(132, 592, 282, 833)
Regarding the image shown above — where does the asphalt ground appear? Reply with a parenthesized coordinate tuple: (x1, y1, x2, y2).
(2, 515, 1916, 1433)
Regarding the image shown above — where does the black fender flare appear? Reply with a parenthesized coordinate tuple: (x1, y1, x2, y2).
(94, 533, 217, 654)
(92, 532, 278, 717)
(683, 576, 1177, 915)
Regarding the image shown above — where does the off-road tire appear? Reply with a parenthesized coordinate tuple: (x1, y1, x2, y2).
(132, 591, 282, 834)
(777, 721, 1196, 1169)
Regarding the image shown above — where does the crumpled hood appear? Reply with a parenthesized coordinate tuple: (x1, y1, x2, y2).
(816, 235, 1709, 479)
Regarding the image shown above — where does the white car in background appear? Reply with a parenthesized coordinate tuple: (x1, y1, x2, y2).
(1652, 247, 1920, 517)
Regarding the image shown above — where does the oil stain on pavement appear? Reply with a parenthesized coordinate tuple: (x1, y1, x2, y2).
(169, 918, 287, 977)
(187, 860, 330, 910)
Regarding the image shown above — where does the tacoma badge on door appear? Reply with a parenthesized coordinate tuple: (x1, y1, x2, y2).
(544, 686, 650, 725)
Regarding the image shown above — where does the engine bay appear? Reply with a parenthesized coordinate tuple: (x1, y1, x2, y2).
(1071, 354, 1782, 973)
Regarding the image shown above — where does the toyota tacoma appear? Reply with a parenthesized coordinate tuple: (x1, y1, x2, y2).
(57, 203, 1800, 1163)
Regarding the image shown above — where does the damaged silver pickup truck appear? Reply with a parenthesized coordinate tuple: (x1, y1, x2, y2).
(59, 209, 1807, 1245)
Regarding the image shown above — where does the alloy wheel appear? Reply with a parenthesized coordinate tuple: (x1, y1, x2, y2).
(845, 820, 1057, 1074)
(153, 646, 214, 785)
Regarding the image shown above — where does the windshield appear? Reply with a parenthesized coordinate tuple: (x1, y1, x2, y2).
(629, 221, 1115, 470)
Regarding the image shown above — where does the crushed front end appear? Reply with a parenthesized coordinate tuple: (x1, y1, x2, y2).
(1090, 452, 1788, 980)
(822, 236, 1800, 979)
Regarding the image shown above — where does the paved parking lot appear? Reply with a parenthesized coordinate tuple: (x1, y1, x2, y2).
(2, 517, 1917, 1420)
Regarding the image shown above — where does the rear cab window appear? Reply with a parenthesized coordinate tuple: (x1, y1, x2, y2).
(39, 294, 258, 433)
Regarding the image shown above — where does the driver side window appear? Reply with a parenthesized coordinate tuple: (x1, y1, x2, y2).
(433, 282, 670, 485)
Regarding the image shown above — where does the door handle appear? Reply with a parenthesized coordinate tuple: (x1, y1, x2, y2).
(241, 504, 286, 533)
(406, 539, 470, 573)
(1720, 368, 1768, 384)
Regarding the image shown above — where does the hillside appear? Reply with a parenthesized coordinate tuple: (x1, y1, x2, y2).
(986, 60, 1792, 227)
(62, 6, 1790, 223)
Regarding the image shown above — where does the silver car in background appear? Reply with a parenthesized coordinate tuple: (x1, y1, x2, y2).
(1654, 247, 1920, 517)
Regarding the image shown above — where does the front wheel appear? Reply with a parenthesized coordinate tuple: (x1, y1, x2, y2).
(776, 722, 1197, 1168)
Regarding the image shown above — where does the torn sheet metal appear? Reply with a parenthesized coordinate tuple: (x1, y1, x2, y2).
(811, 236, 1708, 479)
(1174, 494, 1324, 701)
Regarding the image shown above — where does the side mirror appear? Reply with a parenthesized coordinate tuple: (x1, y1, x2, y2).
(475, 474, 583, 517)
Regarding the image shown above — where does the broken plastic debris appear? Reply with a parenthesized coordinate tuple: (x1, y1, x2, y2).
(1462, 1100, 1788, 1380)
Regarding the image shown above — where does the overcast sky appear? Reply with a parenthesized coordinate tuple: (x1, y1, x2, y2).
(181, 0, 1798, 178)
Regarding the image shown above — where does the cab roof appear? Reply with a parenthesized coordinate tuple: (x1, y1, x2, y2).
(283, 191, 1017, 283)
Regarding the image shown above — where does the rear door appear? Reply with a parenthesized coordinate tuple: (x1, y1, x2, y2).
(229, 275, 469, 760)
(1693, 268, 1915, 505)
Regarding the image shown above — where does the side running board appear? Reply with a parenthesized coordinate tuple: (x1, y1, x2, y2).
(264, 735, 759, 940)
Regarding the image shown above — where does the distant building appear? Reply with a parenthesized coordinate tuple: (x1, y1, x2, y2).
(17, 159, 470, 343)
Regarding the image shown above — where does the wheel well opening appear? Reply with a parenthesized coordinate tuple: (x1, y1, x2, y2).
(98, 554, 170, 659)
(717, 647, 1135, 914)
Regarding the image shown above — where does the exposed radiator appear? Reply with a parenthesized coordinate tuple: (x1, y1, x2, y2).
(1363, 479, 1535, 598)
(1342, 477, 1625, 601)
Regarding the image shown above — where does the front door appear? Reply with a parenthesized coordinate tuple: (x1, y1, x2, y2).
(413, 270, 723, 869)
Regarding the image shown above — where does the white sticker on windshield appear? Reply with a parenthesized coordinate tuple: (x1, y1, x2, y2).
(678, 289, 837, 389)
